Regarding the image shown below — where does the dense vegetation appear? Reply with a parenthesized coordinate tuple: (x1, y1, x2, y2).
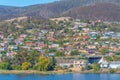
(0, 49, 56, 71)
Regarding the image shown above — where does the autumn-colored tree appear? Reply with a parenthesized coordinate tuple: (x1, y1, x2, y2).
(37, 56, 51, 71)
(22, 62, 31, 70)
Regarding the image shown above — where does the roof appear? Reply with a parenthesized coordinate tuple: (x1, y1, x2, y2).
(110, 61, 120, 64)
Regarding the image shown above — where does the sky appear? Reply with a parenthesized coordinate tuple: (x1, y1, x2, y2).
(0, 0, 59, 7)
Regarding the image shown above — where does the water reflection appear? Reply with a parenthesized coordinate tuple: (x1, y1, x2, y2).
(0, 74, 120, 80)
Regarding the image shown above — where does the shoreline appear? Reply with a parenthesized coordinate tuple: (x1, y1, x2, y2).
(0, 70, 119, 74)
(0, 70, 72, 74)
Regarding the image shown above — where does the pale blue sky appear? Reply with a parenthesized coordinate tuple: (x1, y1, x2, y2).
(0, 0, 59, 6)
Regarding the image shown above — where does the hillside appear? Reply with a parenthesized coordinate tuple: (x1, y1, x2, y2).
(62, 3, 120, 21)
(0, 0, 120, 21)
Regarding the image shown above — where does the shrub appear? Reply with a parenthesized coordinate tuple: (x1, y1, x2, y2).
(109, 68, 116, 73)
(12, 65, 21, 70)
(22, 62, 31, 70)
(0, 62, 11, 70)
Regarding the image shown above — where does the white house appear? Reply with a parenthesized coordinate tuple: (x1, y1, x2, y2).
(109, 61, 120, 69)
(48, 44, 59, 48)
(98, 57, 109, 68)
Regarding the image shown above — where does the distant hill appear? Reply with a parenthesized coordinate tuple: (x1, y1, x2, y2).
(62, 3, 120, 21)
(0, 0, 120, 21)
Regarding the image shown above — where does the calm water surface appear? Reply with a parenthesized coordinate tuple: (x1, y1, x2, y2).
(0, 73, 120, 80)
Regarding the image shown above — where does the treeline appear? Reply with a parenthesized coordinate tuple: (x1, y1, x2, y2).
(0, 49, 56, 71)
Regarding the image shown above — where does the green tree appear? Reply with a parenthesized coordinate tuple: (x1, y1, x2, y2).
(22, 62, 31, 70)
(12, 65, 21, 70)
(104, 56, 113, 62)
(49, 57, 56, 70)
(115, 51, 120, 55)
(112, 55, 120, 61)
(58, 40, 64, 47)
(55, 51, 65, 57)
(71, 50, 79, 56)
(0, 62, 11, 70)
(48, 48, 57, 53)
(11, 49, 39, 66)
(64, 28, 69, 33)
(109, 68, 116, 73)
(92, 63, 100, 72)
(99, 48, 109, 55)
(26, 50, 40, 65)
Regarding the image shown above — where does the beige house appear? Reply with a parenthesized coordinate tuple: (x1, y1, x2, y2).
(72, 60, 87, 71)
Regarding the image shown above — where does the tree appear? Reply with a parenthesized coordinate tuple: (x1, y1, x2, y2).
(92, 63, 100, 72)
(104, 56, 113, 62)
(26, 50, 40, 65)
(58, 40, 64, 47)
(11, 49, 39, 66)
(112, 55, 120, 61)
(115, 51, 120, 55)
(0, 62, 11, 70)
(37, 56, 51, 71)
(64, 28, 69, 33)
(99, 48, 109, 55)
(71, 50, 79, 56)
(22, 62, 31, 70)
(48, 48, 57, 53)
(109, 68, 116, 73)
(49, 57, 56, 70)
(12, 65, 21, 70)
(55, 51, 65, 57)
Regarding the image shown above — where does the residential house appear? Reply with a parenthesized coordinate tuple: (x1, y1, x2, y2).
(48, 44, 59, 48)
(73, 42, 81, 49)
(64, 51, 71, 56)
(73, 60, 87, 70)
(0, 42, 5, 47)
(82, 28, 90, 32)
(88, 56, 102, 64)
(0, 32, 4, 39)
(100, 35, 109, 39)
(98, 57, 109, 68)
(0, 46, 5, 52)
(25, 41, 35, 47)
(64, 45, 72, 52)
(86, 45, 97, 55)
(82, 35, 89, 41)
(8, 45, 18, 50)
(41, 30, 48, 34)
(7, 52, 17, 57)
(39, 33, 45, 39)
(56, 58, 73, 68)
(109, 61, 120, 69)
(89, 32, 98, 39)
(73, 35, 79, 41)
(15, 39, 23, 45)
(20, 34, 27, 38)
(47, 32, 54, 40)
(46, 53, 55, 57)
(38, 42, 47, 48)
